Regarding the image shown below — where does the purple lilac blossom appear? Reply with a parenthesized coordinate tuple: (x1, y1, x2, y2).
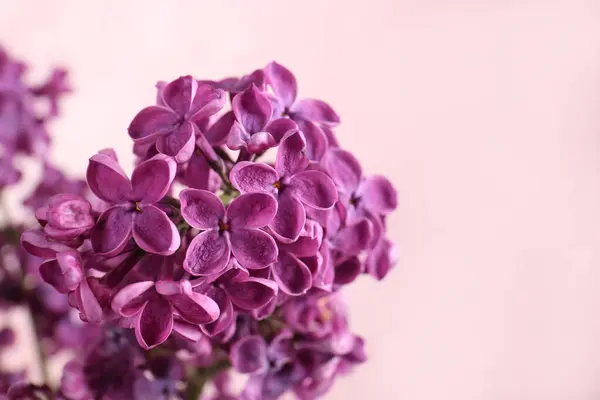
(10, 56, 398, 400)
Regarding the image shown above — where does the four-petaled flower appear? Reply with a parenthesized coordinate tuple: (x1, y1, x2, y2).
(230, 130, 338, 242)
(111, 279, 219, 349)
(128, 76, 226, 163)
(87, 152, 180, 256)
(227, 84, 297, 154)
(180, 189, 279, 276)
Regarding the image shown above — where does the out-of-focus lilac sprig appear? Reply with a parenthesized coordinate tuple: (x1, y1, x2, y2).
(12, 57, 399, 399)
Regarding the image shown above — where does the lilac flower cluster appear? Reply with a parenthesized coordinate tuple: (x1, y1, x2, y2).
(7, 56, 398, 399)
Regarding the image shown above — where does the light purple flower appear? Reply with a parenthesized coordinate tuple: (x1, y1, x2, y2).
(111, 279, 219, 349)
(86, 152, 180, 256)
(128, 76, 226, 163)
(263, 61, 340, 126)
(323, 147, 397, 247)
(36, 194, 94, 240)
(365, 238, 398, 280)
(271, 220, 323, 296)
(180, 189, 278, 276)
(227, 84, 297, 154)
(324, 148, 397, 217)
(230, 130, 338, 242)
(34, 250, 104, 324)
(233, 331, 306, 400)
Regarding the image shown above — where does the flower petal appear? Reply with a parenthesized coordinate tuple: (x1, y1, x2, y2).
(230, 335, 269, 374)
(264, 61, 297, 108)
(75, 278, 103, 324)
(86, 153, 132, 203)
(172, 320, 204, 342)
(227, 193, 277, 230)
(264, 118, 298, 143)
(322, 125, 340, 148)
(189, 82, 227, 121)
(91, 206, 133, 256)
(312, 242, 334, 292)
(181, 152, 214, 191)
(167, 291, 220, 325)
(226, 121, 250, 151)
(161, 75, 196, 116)
(136, 296, 173, 349)
(229, 162, 278, 195)
(204, 111, 235, 146)
(128, 106, 178, 144)
(296, 119, 328, 161)
(272, 252, 312, 295)
(291, 98, 340, 126)
(323, 148, 362, 194)
(133, 205, 180, 255)
(269, 192, 306, 242)
(334, 256, 363, 285)
(45, 193, 94, 234)
(357, 175, 398, 215)
(289, 170, 338, 210)
(280, 219, 323, 257)
(366, 238, 398, 280)
(229, 228, 278, 270)
(131, 155, 176, 203)
(111, 281, 155, 317)
(179, 189, 225, 230)
(232, 85, 272, 134)
(331, 218, 372, 256)
(184, 230, 230, 276)
(156, 121, 196, 163)
(275, 130, 309, 177)
(21, 229, 72, 258)
(246, 131, 277, 154)
(201, 286, 235, 337)
(39, 251, 84, 294)
(224, 277, 278, 310)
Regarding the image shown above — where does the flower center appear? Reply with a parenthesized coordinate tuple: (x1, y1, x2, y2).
(349, 195, 360, 207)
(272, 181, 282, 190)
(218, 220, 230, 232)
(135, 201, 142, 211)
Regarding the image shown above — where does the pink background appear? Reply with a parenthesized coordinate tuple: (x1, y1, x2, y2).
(3, 1, 600, 399)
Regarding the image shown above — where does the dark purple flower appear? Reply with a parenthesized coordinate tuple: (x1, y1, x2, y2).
(128, 76, 226, 163)
(111, 279, 219, 349)
(226, 84, 297, 154)
(230, 131, 338, 242)
(86, 152, 180, 256)
(180, 189, 278, 275)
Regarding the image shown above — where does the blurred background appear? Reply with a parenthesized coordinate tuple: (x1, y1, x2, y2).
(2, 0, 600, 399)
